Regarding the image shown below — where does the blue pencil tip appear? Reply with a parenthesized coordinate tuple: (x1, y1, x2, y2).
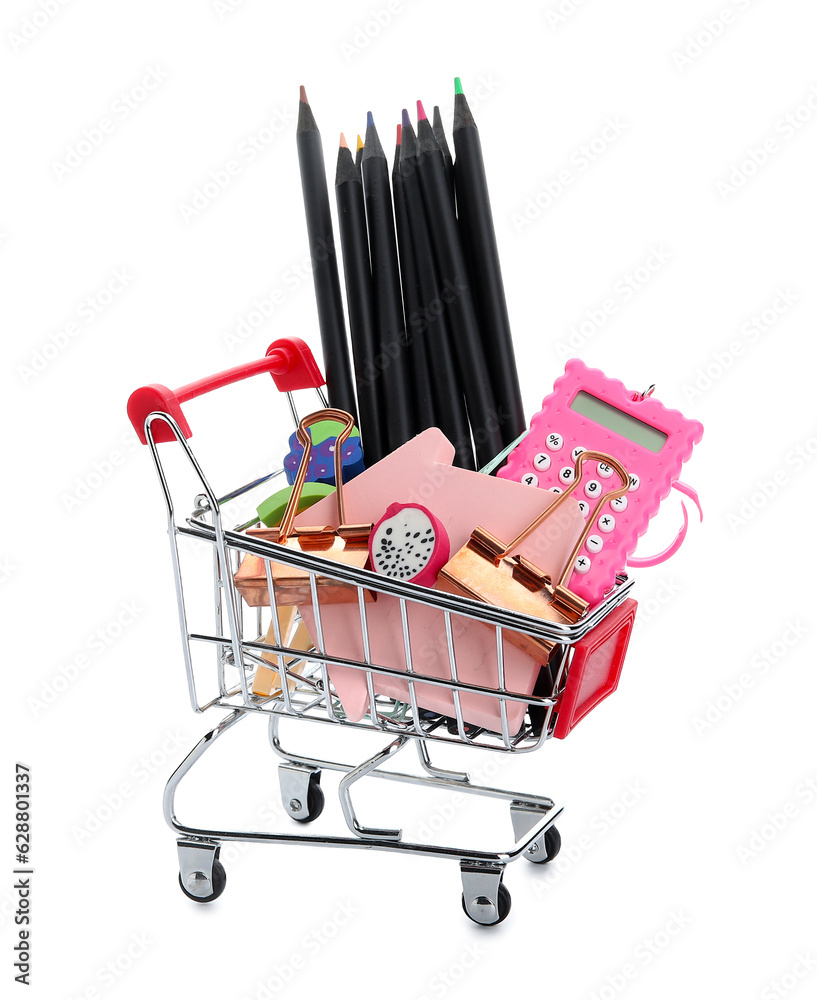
(366, 111, 374, 129)
(401, 108, 411, 129)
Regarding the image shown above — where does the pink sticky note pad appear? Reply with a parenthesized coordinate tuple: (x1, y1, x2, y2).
(295, 429, 585, 732)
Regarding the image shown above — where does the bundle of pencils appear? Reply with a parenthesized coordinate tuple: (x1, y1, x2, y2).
(296, 80, 525, 471)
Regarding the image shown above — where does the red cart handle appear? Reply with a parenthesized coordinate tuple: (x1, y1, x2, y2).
(127, 337, 324, 444)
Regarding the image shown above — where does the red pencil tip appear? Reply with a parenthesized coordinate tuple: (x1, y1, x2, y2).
(299, 85, 308, 103)
(396, 124, 402, 144)
(339, 132, 348, 148)
(416, 99, 427, 121)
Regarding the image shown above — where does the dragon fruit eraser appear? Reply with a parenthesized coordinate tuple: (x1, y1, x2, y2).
(368, 502, 450, 588)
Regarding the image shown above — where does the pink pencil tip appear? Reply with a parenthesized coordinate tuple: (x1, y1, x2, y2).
(396, 123, 402, 144)
(416, 99, 427, 121)
(339, 132, 348, 148)
(299, 85, 308, 103)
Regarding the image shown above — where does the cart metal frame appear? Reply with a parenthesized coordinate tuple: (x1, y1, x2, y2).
(139, 387, 633, 925)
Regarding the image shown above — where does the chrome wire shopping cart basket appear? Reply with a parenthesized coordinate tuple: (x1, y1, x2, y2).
(128, 339, 636, 925)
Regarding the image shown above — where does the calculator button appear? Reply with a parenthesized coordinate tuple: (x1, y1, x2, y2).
(545, 433, 564, 451)
(571, 446, 586, 461)
(598, 513, 616, 533)
(520, 472, 539, 487)
(586, 534, 603, 553)
(611, 495, 628, 512)
(628, 474, 640, 492)
(558, 466, 575, 485)
(597, 462, 614, 479)
(584, 480, 602, 498)
(549, 487, 563, 494)
(533, 453, 551, 472)
(577, 500, 590, 518)
(574, 555, 592, 574)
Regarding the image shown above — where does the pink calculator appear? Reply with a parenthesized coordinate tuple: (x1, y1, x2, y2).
(498, 359, 703, 606)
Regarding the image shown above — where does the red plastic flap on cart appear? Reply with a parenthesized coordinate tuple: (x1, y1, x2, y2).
(127, 383, 192, 445)
(553, 598, 638, 739)
(266, 337, 325, 393)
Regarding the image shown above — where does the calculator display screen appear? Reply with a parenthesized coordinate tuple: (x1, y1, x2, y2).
(570, 391, 668, 453)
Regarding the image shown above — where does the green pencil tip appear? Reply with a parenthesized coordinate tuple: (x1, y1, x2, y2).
(454, 76, 463, 95)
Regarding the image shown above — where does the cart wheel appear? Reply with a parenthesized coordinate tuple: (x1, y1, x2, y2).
(178, 859, 227, 903)
(525, 825, 561, 864)
(461, 882, 512, 926)
(290, 774, 325, 824)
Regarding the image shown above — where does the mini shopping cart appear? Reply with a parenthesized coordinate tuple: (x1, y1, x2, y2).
(128, 339, 637, 925)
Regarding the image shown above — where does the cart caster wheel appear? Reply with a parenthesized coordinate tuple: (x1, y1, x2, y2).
(290, 775, 325, 824)
(461, 882, 511, 926)
(178, 859, 226, 903)
(525, 825, 561, 865)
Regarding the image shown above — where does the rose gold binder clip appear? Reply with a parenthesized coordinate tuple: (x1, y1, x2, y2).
(234, 409, 374, 608)
(437, 451, 630, 661)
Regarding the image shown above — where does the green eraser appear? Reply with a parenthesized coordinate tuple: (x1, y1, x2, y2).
(256, 482, 336, 527)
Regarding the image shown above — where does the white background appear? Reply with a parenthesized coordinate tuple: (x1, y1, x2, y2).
(4, 1, 817, 998)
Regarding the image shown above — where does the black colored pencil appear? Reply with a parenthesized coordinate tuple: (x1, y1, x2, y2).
(296, 86, 358, 422)
(453, 79, 525, 448)
(361, 111, 415, 452)
(392, 124, 436, 434)
(335, 134, 386, 464)
(415, 100, 503, 467)
(432, 105, 455, 204)
(400, 113, 474, 470)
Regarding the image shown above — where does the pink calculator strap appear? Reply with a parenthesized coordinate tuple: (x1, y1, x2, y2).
(626, 481, 702, 569)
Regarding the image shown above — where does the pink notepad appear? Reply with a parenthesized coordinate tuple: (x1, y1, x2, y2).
(294, 429, 585, 732)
